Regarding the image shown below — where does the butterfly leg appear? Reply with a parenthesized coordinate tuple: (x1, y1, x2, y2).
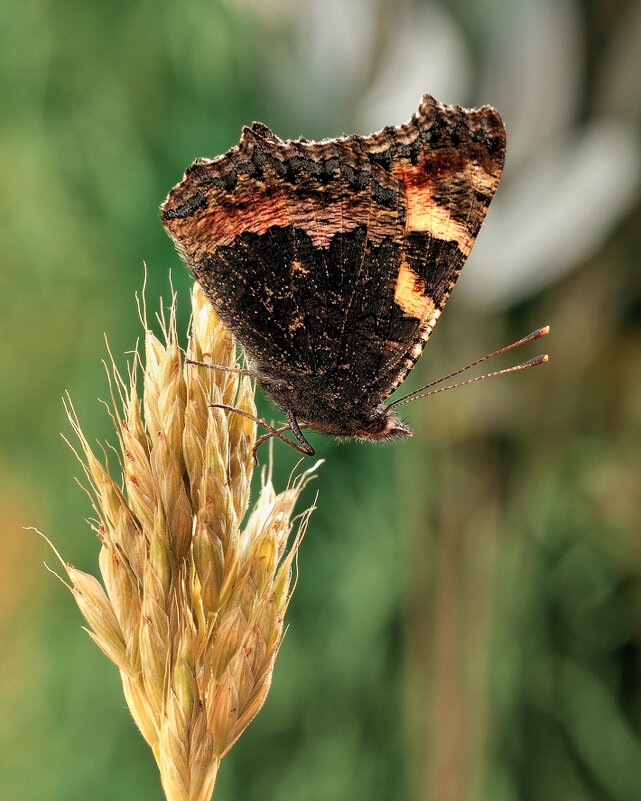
(209, 403, 314, 463)
(253, 424, 292, 459)
(286, 410, 315, 456)
(251, 415, 314, 463)
(186, 359, 252, 376)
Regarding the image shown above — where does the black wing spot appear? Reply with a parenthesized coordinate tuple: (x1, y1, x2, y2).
(163, 189, 208, 220)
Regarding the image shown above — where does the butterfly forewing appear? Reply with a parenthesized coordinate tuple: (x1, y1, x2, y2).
(161, 94, 506, 435)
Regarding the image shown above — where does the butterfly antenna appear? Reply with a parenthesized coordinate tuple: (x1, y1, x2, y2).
(389, 326, 550, 409)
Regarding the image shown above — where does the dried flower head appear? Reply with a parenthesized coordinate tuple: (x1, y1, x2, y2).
(50, 285, 318, 801)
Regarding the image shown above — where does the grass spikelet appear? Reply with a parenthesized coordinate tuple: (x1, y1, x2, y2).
(58, 284, 319, 801)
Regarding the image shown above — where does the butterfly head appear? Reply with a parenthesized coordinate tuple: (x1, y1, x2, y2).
(359, 407, 413, 443)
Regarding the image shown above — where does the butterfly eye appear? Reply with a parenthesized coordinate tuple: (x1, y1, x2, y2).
(361, 408, 412, 443)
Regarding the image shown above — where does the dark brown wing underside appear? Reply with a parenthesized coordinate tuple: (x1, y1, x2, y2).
(161, 94, 506, 423)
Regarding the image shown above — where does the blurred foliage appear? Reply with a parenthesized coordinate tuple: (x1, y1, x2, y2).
(1, 0, 640, 800)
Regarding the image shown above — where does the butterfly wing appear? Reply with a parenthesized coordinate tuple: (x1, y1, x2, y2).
(161, 121, 403, 377)
(161, 95, 505, 423)
(359, 95, 506, 404)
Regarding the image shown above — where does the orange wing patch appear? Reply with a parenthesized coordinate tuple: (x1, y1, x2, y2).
(394, 258, 437, 319)
(397, 164, 476, 256)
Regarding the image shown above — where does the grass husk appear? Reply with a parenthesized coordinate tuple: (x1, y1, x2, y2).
(49, 284, 318, 801)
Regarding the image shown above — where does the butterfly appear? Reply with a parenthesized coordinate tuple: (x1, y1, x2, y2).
(161, 94, 516, 457)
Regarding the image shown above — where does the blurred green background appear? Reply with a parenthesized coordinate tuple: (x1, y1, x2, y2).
(2, 0, 641, 799)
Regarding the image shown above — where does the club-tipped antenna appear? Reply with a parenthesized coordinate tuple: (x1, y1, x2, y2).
(389, 326, 550, 409)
